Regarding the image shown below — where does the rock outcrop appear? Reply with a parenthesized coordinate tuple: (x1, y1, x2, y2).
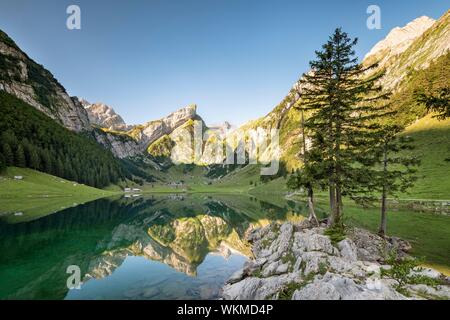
(0, 30, 90, 132)
(83, 100, 131, 131)
(136, 104, 198, 150)
(222, 222, 450, 300)
(92, 129, 141, 158)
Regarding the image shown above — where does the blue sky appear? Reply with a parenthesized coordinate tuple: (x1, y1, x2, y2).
(0, 0, 448, 125)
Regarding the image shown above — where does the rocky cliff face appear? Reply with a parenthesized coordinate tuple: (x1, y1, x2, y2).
(136, 104, 198, 150)
(0, 30, 90, 132)
(99, 104, 201, 159)
(92, 129, 141, 158)
(82, 100, 130, 131)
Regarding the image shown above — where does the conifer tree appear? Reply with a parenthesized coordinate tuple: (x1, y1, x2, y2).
(0, 153, 5, 172)
(1, 143, 14, 166)
(298, 28, 390, 226)
(28, 146, 41, 169)
(55, 158, 64, 177)
(288, 101, 321, 225)
(15, 144, 26, 167)
(372, 125, 420, 237)
(416, 87, 450, 120)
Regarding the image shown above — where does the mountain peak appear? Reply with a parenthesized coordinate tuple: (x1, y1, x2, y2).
(364, 15, 435, 60)
(84, 101, 129, 131)
(77, 97, 91, 108)
(156, 104, 197, 126)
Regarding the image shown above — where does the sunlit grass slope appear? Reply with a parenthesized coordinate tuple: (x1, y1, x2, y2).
(0, 167, 117, 223)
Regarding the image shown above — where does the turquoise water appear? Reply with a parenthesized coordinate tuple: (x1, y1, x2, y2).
(0, 194, 312, 299)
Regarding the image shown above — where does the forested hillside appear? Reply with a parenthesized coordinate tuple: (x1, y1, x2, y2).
(0, 91, 124, 188)
(388, 52, 450, 126)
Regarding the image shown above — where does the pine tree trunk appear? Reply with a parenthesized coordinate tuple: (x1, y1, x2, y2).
(379, 187, 387, 237)
(335, 184, 342, 225)
(378, 145, 388, 237)
(300, 107, 319, 226)
(328, 184, 337, 225)
(307, 185, 319, 225)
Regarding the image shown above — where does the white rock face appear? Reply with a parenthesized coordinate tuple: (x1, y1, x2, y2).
(92, 129, 141, 158)
(84, 101, 130, 131)
(137, 104, 198, 150)
(364, 16, 435, 60)
(292, 272, 406, 300)
(223, 222, 450, 300)
(222, 273, 301, 300)
(337, 239, 358, 262)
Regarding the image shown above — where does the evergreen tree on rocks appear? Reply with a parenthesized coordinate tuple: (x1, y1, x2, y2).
(288, 99, 322, 225)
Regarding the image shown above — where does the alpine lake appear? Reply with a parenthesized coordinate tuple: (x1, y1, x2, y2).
(0, 193, 449, 300)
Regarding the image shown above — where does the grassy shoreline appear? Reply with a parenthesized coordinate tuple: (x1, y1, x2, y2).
(0, 167, 119, 223)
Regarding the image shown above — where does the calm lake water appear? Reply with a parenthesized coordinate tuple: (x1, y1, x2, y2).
(0, 194, 316, 300)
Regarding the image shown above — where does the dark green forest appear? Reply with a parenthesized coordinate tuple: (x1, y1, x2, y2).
(0, 91, 126, 188)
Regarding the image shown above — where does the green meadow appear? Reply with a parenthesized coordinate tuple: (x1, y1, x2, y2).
(0, 167, 117, 223)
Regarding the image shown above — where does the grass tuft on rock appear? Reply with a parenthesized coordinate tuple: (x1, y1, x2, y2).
(324, 224, 346, 244)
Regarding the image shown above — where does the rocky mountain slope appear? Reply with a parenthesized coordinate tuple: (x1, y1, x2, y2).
(364, 12, 450, 90)
(0, 30, 90, 132)
(92, 104, 204, 160)
(364, 16, 435, 72)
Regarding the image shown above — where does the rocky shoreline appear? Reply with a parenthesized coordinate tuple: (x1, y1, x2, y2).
(222, 221, 450, 300)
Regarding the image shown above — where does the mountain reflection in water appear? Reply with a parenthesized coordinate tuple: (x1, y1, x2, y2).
(0, 194, 316, 300)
